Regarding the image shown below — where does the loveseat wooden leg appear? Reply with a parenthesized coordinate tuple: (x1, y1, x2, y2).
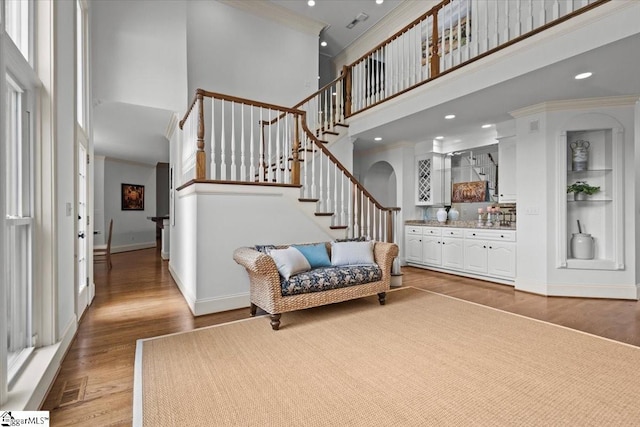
(377, 292, 386, 305)
(250, 303, 257, 317)
(270, 314, 281, 330)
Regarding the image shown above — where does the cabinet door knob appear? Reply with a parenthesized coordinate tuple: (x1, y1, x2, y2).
(472, 233, 476, 236)
(483, 245, 486, 248)
(500, 235, 504, 238)
(489, 246, 493, 249)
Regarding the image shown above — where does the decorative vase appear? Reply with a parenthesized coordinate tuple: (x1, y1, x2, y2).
(574, 192, 588, 201)
(571, 233, 594, 259)
(448, 207, 459, 221)
(570, 140, 590, 171)
(436, 207, 447, 223)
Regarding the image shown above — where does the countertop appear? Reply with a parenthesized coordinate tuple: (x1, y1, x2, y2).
(405, 220, 516, 230)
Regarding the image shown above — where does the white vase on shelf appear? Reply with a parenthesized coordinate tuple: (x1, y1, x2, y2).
(448, 208, 459, 221)
(436, 207, 447, 223)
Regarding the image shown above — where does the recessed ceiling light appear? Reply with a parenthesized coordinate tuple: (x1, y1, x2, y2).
(481, 124, 493, 129)
(445, 114, 455, 119)
(435, 136, 444, 140)
(575, 72, 592, 80)
(307, 0, 315, 6)
(320, 40, 327, 47)
(376, 0, 384, 4)
(374, 137, 382, 141)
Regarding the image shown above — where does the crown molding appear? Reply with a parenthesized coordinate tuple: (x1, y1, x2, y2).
(510, 95, 640, 118)
(218, 0, 325, 37)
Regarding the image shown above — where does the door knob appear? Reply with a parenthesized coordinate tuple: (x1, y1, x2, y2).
(78, 232, 85, 239)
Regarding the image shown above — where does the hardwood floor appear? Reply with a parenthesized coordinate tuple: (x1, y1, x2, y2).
(41, 249, 640, 425)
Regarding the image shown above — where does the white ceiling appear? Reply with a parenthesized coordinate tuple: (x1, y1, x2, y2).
(269, 0, 406, 58)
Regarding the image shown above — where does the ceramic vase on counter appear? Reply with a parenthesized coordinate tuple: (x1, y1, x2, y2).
(448, 208, 459, 221)
(437, 207, 448, 223)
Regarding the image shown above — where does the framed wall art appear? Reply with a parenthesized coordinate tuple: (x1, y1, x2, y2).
(121, 183, 145, 211)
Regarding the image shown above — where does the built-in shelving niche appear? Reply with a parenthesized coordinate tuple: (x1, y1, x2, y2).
(556, 114, 624, 271)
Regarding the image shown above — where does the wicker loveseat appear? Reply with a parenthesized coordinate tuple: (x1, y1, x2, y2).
(233, 241, 399, 330)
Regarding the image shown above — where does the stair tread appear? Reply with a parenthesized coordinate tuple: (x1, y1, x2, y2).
(315, 212, 334, 217)
(299, 198, 319, 203)
(322, 130, 339, 136)
(334, 123, 349, 128)
(330, 225, 348, 230)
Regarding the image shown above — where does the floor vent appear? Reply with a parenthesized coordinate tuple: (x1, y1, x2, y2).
(56, 376, 88, 408)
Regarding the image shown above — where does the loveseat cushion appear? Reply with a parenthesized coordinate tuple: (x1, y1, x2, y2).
(280, 265, 382, 296)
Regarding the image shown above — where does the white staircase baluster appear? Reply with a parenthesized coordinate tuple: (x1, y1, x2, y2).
(249, 106, 255, 181)
(311, 135, 316, 199)
(340, 172, 346, 227)
(528, 0, 534, 33)
(552, 0, 560, 20)
(457, 0, 463, 65)
(210, 98, 216, 180)
(352, 184, 359, 238)
(220, 100, 226, 180)
(230, 101, 236, 181)
(276, 112, 281, 183)
(259, 107, 264, 181)
(333, 163, 338, 226)
(516, 0, 521, 37)
(325, 153, 331, 213)
(268, 108, 273, 182)
(493, 0, 499, 48)
(504, 0, 510, 44)
(240, 103, 246, 181)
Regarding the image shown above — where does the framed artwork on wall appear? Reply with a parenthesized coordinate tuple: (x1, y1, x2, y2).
(121, 183, 145, 210)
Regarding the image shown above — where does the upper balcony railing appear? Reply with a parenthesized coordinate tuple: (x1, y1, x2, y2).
(305, 0, 607, 125)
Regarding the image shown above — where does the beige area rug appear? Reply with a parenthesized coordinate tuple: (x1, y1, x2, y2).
(134, 287, 640, 426)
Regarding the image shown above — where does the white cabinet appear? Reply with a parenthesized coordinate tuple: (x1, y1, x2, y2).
(405, 226, 516, 282)
(487, 242, 516, 278)
(463, 230, 517, 279)
(498, 136, 517, 203)
(405, 227, 423, 263)
(422, 227, 442, 266)
(440, 228, 464, 269)
(415, 154, 444, 205)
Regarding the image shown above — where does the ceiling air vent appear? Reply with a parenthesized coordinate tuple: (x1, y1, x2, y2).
(346, 12, 369, 29)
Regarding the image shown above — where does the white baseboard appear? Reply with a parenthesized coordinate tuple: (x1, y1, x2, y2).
(1, 317, 77, 410)
(168, 263, 196, 315)
(193, 293, 250, 316)
(168, 263, 249, 316)
(111, 242, 156, 253)
(546, 283, 639, 300)
(161, 250, 169, 260)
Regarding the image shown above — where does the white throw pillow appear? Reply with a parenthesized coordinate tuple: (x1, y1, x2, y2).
(330, 240, 375, 266)
(269, 247, 311, 280)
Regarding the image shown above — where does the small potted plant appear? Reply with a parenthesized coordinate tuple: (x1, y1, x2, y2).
(567, 181, 600, 201)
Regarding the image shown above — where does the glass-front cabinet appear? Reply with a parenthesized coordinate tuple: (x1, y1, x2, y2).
(415, 153, 444, 205)
(556, 114, 624, 270)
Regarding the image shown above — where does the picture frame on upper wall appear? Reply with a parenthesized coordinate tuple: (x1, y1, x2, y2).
(121, 183, 145, 211)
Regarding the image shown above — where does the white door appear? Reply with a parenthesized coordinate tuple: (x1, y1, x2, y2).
(405, 233, 423, 263)
(422, 236, 442, 266)
(77, 140, 89, 317)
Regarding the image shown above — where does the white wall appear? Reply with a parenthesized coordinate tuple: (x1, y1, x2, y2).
(91, 0, 187, 112)
(185, 0, 318, 107)
(104, 158, 157, 251)
(169, 184, 335, 315)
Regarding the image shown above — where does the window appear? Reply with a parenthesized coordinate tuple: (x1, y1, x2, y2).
(76, 0, 87, 129)
(4, 73, 34, 385)
(4, 0, 31, 61)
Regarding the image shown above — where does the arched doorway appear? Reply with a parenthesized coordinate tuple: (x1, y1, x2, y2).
(363, 161, 397, 208)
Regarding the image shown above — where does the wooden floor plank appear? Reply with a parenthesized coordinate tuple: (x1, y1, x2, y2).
(42, 249, 640, 425)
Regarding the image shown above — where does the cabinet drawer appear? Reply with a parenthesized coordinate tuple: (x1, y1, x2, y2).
(422, 227, 442, 236)
(441, 228, 464, 238)
(405, 226, 423, 235)
(465, 229, 516, 242)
